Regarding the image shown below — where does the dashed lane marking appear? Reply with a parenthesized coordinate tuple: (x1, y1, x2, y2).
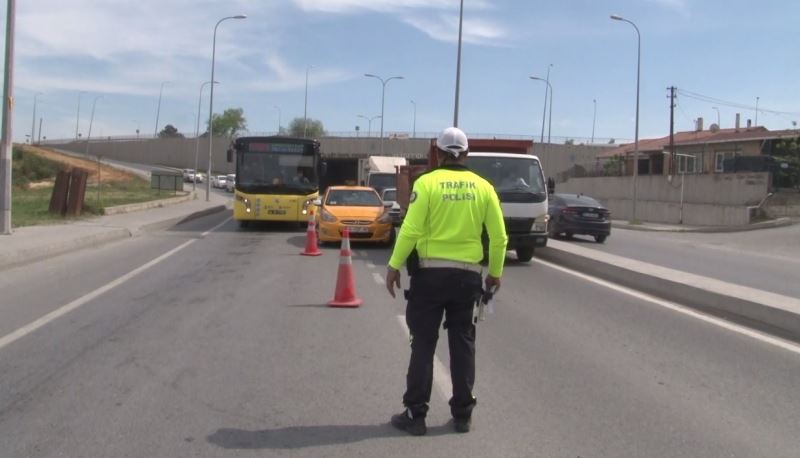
(0, 217, 233, 352)
(366, 261, 376, 269)
(372, 272, 385, 285)
(396, 315, 451, 401)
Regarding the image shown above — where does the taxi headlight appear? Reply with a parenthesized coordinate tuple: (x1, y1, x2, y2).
(321, 208, 337, 223)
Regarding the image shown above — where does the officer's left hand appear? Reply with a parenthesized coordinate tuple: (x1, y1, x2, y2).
(386, 267, 401, 298)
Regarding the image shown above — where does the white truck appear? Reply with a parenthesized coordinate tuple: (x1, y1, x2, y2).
(396, 139, 549, 262)
(358, 156, 408, 195)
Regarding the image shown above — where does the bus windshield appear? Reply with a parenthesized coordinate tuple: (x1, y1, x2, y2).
(236, 140, 318, 195)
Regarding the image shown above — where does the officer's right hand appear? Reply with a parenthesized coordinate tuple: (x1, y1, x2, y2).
(485, 275, 501, 294)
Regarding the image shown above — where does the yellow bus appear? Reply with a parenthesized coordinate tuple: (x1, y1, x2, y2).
(227, 136, 324, 227)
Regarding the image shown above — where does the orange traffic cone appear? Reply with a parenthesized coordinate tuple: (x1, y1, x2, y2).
(301, 213, 322, 256)
(327, 228, 362, 307)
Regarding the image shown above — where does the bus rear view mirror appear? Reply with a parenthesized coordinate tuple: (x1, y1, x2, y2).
(226, 147, 234, 163)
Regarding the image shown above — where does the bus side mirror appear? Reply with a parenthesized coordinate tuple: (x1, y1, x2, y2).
(320, 160, 328, 177)
(226, 148, 234, 163)
(547, 177, 555, 194)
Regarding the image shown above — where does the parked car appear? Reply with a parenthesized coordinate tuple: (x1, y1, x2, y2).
(225, 174, 235, 192)
(548, 193, 611, 243)
(314, 186, 394, 245)
(211, 175, 227, 188)
(380, 187, 402, 226)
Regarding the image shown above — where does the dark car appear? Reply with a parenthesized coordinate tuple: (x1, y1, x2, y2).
(548, 193, 611, 243)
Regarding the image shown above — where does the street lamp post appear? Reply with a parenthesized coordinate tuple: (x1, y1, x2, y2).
(207, 14, 247, 202)
(74, 91, 85, 141)
(31, 92, 42, 145)
(274, 105, 281, 133)
(303, 65, 313, 138)
(611, 13, 641, 223)
(453, 0, 464, 127)
(410, 99, 416, 138)
(154, 81, 169, 137)
(592, 98, 597, 144)
(85, 95, 103, 156)
(540, 64, 552, 143)
(195, 80, 218, 193)
(755, 97, 759, 126)
(529, 76, 553, 151)
(364, 73, 404, 154)
(357, 114, 381, 138)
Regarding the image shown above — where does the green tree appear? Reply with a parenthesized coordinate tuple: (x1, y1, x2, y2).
(158, 124, 184, 138)
(772, 137, 800, 188)
(603, 156, 623, 176)
(287, 117, 326, 138)
(208, 108, 247, 138)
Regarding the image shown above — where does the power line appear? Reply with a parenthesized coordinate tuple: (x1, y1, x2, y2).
(677, 89, 800, 116)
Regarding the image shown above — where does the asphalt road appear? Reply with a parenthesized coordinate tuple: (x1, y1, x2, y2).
(1, 213, 799, 457)
(562, 223, 800, 299)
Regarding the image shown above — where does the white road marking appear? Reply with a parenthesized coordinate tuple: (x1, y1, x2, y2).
(358, 250, 367, 257)
(0, 217, 232, 352)
(534, 258, 800, 356)
(366, 261, 376, 269)
(372, 272, 385, 285)
(396, 315, 451, 401)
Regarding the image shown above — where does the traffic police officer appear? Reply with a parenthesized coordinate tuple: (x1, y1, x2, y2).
(386, 127, 507, 435)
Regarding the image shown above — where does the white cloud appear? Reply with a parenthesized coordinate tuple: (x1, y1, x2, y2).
(293, 0, 490, 14)
(243, 55, 353, 92)
(646, 0, 690, 14)
(401, 14, 509, 46)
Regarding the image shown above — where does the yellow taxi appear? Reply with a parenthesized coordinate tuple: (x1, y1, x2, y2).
(315, 186, 394, 244)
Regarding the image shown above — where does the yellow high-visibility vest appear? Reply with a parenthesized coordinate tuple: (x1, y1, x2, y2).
(389, 165, 508, 277)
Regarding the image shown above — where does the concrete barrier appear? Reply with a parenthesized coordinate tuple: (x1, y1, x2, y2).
(538, 239, 800, 342)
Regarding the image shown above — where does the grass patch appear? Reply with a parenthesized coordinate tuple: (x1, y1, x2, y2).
(11, 146, 64, 188)
(83, 179, 178, 213)
(12, 175, 181, 228)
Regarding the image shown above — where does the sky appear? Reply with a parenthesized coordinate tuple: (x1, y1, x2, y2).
(3, 0, 800, 144)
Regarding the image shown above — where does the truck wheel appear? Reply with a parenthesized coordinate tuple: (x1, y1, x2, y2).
(594, 235, 607, 243)
(516, 246, 535, 262)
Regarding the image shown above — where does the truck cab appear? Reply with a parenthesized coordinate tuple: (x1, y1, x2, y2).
(395, 138, 548, 262)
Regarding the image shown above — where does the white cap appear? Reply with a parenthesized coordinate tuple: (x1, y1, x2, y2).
(436, 127, 469, 157)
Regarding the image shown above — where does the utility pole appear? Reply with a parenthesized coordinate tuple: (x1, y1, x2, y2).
(668, 86, 676, 176)
(0, 0, 16, 235)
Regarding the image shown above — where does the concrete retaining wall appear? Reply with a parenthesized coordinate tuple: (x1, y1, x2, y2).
(47, 137, 613, 177)
(557, 173, 770, 226)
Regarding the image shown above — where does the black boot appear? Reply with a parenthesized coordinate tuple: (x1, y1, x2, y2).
(453, 417, 471, 433)
(391, 409, 427, 436)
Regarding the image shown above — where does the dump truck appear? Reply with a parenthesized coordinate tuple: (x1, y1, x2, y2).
(396, 139, 549, 262)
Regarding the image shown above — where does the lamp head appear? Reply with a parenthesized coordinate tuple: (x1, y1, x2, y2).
(234, 15, 247, 19)
(610, 14, 624, 21)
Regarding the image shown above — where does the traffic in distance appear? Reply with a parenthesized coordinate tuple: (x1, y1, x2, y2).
(224, 135, 560, 262)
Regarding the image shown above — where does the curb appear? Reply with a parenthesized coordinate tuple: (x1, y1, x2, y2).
(0, 227, 132, 271)
(538, 241, 800, 343)
(612, 217, 794, 233)
(103, 193, 193, 216)
(137, 205, 228, 234)
(1, 205, 230, 272)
